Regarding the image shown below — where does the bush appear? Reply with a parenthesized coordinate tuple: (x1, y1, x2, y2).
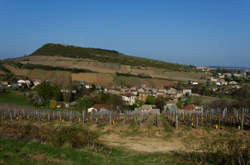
(145, 96, 156, 105)
(35, 82, 62, 104)
(49, 100, 57, 109)
(51, 126, 101, 149)
(177, 138, 250, 165)
(25, 92, 45, 106)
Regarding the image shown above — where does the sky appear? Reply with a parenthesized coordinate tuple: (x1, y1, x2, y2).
(0, 0, 250, 67)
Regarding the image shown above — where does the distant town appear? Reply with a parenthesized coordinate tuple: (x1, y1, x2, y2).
(1, 65, 250, 114)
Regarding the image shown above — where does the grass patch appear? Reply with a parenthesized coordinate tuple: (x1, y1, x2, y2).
(0, 138, 195, 165)
(0, 90, 30, 106)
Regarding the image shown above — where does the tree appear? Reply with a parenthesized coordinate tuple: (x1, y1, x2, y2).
(35, 82, 62, 104)
(94, 93, 125, 111)
(76, 97, 95, 111)
(145, 96, 156, 105)
(107, 94, 124, 111)
(155, 96, 166, 112)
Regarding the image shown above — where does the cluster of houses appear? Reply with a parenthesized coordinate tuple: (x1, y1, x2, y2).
(209, 73, 243, 89)
(86, 103, 202, 115)
(103, 85, 192, 105)
(197, 66, 250, 90)
(0, 78, 41, 90)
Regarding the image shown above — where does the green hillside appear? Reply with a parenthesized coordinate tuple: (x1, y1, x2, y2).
(31, 43, 196, 72)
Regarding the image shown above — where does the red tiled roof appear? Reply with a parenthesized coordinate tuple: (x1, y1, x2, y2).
(181, 105, 195, 111)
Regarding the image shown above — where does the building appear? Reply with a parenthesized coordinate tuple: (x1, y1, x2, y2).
(88, 104, 110, 113)
(138, 93, 148, 101)
(121, 93, 137, 105)
(134, 105, 160, 114)
(183, 89, 192, 96)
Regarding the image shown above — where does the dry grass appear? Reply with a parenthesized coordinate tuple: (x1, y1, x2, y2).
(4, 64, 72, 88)
(14, 55, 207, 81)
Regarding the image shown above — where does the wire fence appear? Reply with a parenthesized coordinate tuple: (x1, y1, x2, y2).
(0, 104, 249, 130)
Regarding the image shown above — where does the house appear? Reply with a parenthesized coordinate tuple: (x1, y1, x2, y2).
(229, 81, 238, 85)
(219, 79, 228, 86)
(210, 77, 218, 82)
(191, 81, 199, 85)
(121, 93, 137, 105)
(180, 105, 203, 113)
(138, 88, 145, 93)
(183, 89, 192, 96)
(33, 80, 41, 87)
(176, 92, 184, 98)
(219, 75, 225, 79)
(138, 93, 148, 101)
(134, 105, 160, 114)
(167, 88, 177, 95)
(233, 73, 241, 77)
(85, 84, 92, 89)
(216, 82, 221, 86)
(164, 103, 178, 112)
(88, 104, 110, 113)
(17, 79, 32, 88)
(181, 105, 195, 111)
(223, 73, 232, 77)
(17, 80, 26, 86)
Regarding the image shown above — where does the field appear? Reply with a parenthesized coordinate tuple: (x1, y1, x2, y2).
(3, 53, 208, 87)
(3, 64, 72, 88)
(0, 91, 30, 106)
(0, 119, 249, 165)
(0, 138, 195, 165)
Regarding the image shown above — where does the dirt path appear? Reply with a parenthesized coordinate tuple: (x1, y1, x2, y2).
(100, 134, 188, 153)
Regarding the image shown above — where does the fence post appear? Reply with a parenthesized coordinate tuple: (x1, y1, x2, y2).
(241, 109, 244, 130)
(196, 113, 199, 128)
(123, 112, 126, 124)
(155, 113, 159, 127)
(109, 111, 112, 125)
(140, 111, 143, 125)
(175, 112, 178, 129)
(82, 111, 85, 124)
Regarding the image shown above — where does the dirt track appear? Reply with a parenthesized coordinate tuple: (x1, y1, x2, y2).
(101, 134, 186, 153)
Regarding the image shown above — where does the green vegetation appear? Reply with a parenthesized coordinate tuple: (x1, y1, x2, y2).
(34, 82, 62, 105)
(0, 90, 30, 106)
(0, 138, 196, 165)
(10, 62, 95, 73)
(0, 61, 11, 73)
(76, 96, 95, 111)
(145, 96, 156, 105)
(116, 72, 152, 79)
(155, 96, 167, 112)
(31, 43, 196, 72)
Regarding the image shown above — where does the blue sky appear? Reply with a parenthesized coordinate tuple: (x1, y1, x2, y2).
(0, 0, 250, 67)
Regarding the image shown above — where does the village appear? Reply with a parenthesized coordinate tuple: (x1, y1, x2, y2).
(1, 66, 250, 115)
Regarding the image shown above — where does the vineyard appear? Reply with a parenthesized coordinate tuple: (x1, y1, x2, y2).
(0, 104, 249, 130)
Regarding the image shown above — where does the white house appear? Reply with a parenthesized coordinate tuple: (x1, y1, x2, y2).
(183, 89, 192, 95)
(134, 105, 160, 114)
(121, 93, 137, 105)
(191, 81, 199, 85)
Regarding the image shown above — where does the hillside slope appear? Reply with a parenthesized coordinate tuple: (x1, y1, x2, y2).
(2, 43, 207, 87)
(31, 43, 195, 72)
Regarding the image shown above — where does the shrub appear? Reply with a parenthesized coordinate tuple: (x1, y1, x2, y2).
(51, 126, 101, 149)
(49, 100, 57, 109)
(35, 81, 62, 104)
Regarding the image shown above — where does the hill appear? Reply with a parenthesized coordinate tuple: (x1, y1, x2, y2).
(1, 43, 208, 87)
(31, 43, 195, 72)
